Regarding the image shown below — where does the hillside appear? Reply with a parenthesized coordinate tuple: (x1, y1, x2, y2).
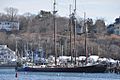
(0, 10, 120, 60)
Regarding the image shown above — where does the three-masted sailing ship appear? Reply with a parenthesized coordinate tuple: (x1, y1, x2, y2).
(16, 0, 107, 73)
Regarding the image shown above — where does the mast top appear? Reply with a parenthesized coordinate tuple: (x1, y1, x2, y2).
(74, 0, 76, 13)
(53, 0, 57, 14)
(54, 0, 56, 4)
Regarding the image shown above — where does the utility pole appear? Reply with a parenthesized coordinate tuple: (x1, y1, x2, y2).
(53, 0, 57, 65)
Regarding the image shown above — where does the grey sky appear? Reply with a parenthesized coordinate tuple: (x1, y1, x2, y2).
(0, 0, 120, 24)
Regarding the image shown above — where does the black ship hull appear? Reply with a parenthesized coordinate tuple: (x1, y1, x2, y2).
(16, 64, 107, 73)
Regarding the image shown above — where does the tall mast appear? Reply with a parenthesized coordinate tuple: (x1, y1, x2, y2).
(84, 12, 88, 64)
(74, 0, 77, 65)
(69, 4, 73, 63)
(53, 0, 57, 65)
(74, 0, 76, 13)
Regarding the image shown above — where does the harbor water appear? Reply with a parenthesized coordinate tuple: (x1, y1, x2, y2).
(0, 69, 120, 80)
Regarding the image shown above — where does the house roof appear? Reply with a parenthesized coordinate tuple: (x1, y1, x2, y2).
(0, 45, 15, 55)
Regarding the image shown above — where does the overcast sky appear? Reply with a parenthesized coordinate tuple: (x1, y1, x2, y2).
(0, 0, 120, 24)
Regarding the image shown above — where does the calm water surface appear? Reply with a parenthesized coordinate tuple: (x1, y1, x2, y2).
(0, 69, 120, 80)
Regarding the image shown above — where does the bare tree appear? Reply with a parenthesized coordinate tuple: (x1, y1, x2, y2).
(4, 7, 18, 21)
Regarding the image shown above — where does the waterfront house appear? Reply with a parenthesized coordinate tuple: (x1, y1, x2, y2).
(0, 45, 16, 65)
(0, 21, 19, 31)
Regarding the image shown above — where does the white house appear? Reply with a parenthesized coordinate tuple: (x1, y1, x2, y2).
(0, 45, 17, 64)
(0, 21, 19, 31)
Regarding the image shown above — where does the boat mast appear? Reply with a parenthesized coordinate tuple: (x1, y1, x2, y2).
(74, 0, 77, 65)
(53, 0, 57, 65)
(84, 12, 88, 64)
(69, 0, 77, 65)
(69, 4, 73, 63)
(15, 37, 18, 60)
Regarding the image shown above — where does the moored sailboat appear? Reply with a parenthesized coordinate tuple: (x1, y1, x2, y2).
(16, 62, 107, 73)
